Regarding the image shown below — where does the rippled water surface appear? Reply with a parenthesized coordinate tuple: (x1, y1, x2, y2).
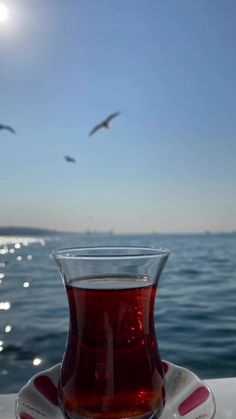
(0, 233, 236, 393)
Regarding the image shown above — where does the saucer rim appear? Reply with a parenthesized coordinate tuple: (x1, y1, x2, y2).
(16, 360, 216, 419)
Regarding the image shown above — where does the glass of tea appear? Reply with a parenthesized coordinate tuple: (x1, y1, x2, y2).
(53, 246, 170, 419)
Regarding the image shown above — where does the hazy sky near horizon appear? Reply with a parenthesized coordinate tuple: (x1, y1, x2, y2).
(0, 0, 236, 233)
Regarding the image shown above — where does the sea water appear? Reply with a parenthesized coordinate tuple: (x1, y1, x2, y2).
(0, 232, 236, 393)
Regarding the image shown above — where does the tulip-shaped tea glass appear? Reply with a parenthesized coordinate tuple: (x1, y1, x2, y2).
(53, 246, 170, 419)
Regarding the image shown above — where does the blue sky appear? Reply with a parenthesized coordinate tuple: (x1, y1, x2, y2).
(0, 0, 236, 233)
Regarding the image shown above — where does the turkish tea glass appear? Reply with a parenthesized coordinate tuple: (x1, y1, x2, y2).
(53, 246, 170, 419)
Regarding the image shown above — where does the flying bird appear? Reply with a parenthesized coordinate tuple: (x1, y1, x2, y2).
(64, 155, 76, 163)
(0, 123, 16, 134)
(89, 112, 121, 136)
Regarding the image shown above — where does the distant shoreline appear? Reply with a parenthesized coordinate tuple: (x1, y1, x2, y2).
(0, 226, 59, 236)
(0, 226, 235, 236)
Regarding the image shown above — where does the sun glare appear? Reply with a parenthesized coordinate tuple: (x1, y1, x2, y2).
(0, 3, 9, 23)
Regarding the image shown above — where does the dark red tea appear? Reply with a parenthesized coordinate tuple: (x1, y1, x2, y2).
(59, 277, 165, 419)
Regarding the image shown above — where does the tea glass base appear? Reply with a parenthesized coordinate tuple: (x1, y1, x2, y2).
(61, 407, 162, 419)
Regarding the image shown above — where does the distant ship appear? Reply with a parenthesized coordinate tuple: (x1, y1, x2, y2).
(85, 230, 114, 236)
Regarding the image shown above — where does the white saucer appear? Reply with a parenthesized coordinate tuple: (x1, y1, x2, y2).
(16, 361, 216, 419)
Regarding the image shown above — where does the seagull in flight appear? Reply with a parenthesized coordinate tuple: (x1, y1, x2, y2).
(64, 155, 76, 163)
(89, 112, 121, 136)
(0, 123, 16, 134)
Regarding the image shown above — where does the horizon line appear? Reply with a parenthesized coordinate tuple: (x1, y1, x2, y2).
(0, 225, 235, 236)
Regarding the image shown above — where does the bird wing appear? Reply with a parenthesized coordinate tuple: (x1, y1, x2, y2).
(6, 126, 16, 134)
(105, 112, 121, 123)
(1, 125, 16, 134)
(89, 122, 105, 136)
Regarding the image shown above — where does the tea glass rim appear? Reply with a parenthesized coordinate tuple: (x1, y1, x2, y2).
(52, 246, 170, 261)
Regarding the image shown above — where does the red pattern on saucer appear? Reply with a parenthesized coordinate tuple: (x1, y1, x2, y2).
(178, 386, 210, 416)
(34, 375, 59, 406)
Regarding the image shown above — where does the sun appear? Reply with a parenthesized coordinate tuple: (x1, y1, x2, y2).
(0, 3, 9, 23)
